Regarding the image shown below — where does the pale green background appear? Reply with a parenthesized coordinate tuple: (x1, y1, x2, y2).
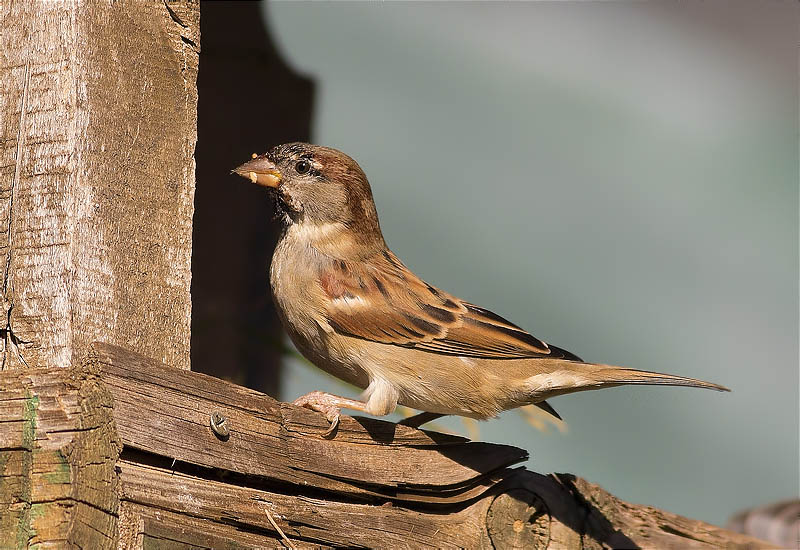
(264, 1, 798, 527)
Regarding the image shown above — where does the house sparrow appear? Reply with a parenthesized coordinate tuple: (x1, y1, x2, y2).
(233, 143, 729, 436)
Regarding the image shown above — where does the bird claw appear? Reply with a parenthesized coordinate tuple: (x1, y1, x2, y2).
(292, 391, 342, 438)
(321, 413, 340, 438)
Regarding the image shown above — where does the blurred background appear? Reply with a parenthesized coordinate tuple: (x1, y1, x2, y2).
(193, 1, 798, 530)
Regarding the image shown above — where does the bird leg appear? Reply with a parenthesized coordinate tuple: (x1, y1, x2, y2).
(292, 390, 370, 437)
(399, 411, 446, 428)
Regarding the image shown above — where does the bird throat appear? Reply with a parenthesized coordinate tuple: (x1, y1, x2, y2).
(270, 189, 296, 225)
(283, 220, 381, 260)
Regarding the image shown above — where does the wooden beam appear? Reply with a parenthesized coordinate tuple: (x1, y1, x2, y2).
(92, 342, 525, 505)
(0, 362, 119, 548)
(0, 0, 198, 371)
(0, 343, 773, 548)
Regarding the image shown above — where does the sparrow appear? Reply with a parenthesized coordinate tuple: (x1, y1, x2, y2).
(233, 143, 729, 436)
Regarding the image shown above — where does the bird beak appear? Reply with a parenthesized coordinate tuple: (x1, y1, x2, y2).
(232, 154, 282, 188)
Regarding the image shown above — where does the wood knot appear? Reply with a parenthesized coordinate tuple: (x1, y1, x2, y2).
(486, 488, 550, 549)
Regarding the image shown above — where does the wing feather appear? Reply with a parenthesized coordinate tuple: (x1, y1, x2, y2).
(320, 250, 581, 361)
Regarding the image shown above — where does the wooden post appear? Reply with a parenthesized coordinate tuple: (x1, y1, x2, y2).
(0, 0, 199, 371)
(0, 355, 120, 548)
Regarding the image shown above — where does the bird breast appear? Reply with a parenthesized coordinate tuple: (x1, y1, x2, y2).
(270, 223, 370, 389)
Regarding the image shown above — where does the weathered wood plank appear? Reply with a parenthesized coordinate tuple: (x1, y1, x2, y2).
(480, 470, 775, 550)
(0, 347, 774, 548)
(91, 341, 525, 504)
(114, 458, 774, 550)
(121, 502, 297, 550)
(0, 366, 119, 549)
(0, 0, 198, 372)
(119, 460, 487, 549)
(554, 474, 773, 550)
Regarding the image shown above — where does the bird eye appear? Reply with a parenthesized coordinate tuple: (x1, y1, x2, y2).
(295, 159, 311, 174)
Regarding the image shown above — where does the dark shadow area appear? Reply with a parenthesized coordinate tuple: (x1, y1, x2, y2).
(192, 1, 314, 396)
(349, 415, 451, 446)
(348, 415, 528, 472)
(551, 472, 640, 548)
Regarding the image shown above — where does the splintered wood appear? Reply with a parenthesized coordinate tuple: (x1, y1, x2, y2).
(0, 0, 198, 371)
(0, 343, 774, 549)
(0, 364, 120, 549)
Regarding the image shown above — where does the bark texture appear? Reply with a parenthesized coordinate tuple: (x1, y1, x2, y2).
(0, 0, 199, 371)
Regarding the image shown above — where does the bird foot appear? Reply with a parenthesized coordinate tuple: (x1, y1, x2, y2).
(292, 391, 349, 437)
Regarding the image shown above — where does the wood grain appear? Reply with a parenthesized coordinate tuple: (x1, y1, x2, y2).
(118, 460, 488, 549)
(91, 341, 525, 504)
(0, 0, 198, 372)
(0, 344, 775, 549)
(0, 366, 119, 549)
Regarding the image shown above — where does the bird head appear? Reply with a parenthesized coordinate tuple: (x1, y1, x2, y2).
(233, 143, 384, 252)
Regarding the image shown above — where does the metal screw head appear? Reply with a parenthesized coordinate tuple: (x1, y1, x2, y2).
(210, 411, 230, 440)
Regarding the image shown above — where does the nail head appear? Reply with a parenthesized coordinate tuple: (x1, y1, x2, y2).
(210, 411, 230, 440)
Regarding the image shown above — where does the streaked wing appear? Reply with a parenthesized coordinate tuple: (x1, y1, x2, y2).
(319, 250, 581, 361)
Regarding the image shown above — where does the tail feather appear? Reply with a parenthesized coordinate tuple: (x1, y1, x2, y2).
(526, 361, 730, 400)
(586, 365, 730, 392)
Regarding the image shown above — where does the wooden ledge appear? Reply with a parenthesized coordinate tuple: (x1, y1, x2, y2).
(90, 342, 526, 505)
(0, 342, 773, 549)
